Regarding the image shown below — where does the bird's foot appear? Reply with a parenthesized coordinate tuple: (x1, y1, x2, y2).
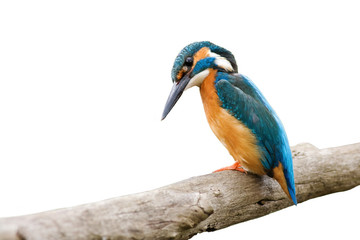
(213, 162, 247, 173)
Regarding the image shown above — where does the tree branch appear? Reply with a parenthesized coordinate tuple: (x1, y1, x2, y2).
(1, 143, 359, 240)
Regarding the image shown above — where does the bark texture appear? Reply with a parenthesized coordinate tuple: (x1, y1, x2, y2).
(0, 143, 359, 240)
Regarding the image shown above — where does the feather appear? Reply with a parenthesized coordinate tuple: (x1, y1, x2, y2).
(214, 73, 297, 204)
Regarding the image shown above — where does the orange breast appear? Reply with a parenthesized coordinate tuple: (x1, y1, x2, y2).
(200, 70, 266, 175)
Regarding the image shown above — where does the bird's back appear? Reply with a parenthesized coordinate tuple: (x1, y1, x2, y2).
(201, 71, 297, 204)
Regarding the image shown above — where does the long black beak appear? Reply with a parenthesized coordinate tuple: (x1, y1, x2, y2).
(161, 74, 191, 120)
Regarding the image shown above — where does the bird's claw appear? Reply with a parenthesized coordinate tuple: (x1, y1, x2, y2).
(213, 162, 247, 173)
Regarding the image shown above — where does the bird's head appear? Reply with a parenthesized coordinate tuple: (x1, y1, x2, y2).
(162, 41, 238, 120)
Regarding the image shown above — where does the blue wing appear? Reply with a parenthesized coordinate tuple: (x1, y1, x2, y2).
(215, 72, 296, 202)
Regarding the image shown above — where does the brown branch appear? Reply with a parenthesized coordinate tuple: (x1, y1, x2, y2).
(0, 143, 359, 240)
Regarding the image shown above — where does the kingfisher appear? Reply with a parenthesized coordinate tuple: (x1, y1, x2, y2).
(161, 41, 297, 205)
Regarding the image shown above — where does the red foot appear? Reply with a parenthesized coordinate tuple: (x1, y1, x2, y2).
(213, 162, 247, 173)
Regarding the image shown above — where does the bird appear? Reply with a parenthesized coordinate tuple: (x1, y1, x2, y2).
(161, 41, 297, 205)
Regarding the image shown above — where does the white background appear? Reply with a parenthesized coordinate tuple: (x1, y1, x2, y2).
(1, 1, 359, 239)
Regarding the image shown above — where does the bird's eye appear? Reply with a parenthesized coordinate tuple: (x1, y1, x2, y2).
(184, 57, 193, 66)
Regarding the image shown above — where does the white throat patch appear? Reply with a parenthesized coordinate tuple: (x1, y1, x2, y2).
(185, 69, 210, 90)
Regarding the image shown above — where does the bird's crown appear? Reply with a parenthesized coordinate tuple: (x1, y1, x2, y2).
(171, 41, 238, 83)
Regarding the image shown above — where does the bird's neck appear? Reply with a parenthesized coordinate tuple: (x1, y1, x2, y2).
(200, 69, 220, 114)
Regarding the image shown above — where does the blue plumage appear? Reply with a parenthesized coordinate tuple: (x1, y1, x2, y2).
(163, 41, 297, 205)
(192, 57, 216, 76)
(215, 73, 296, 204)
